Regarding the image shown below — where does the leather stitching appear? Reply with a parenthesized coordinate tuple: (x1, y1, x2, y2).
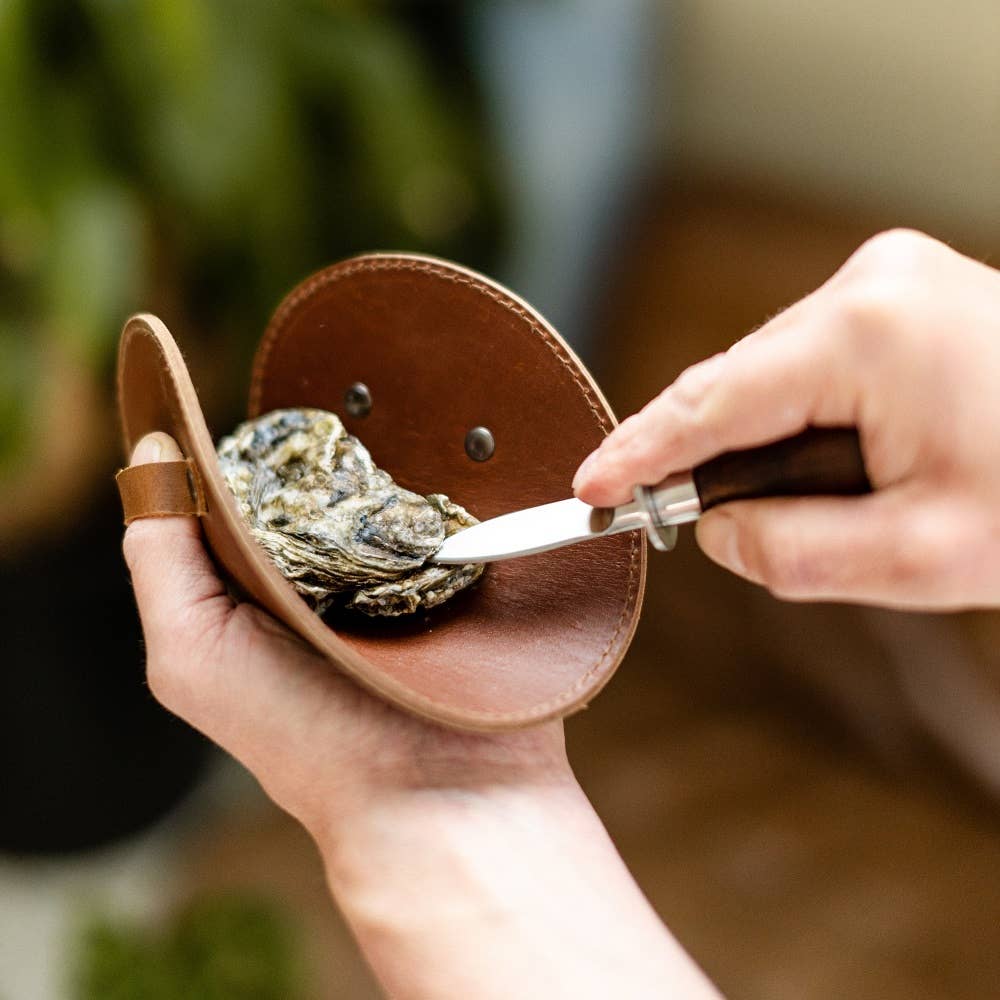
(246, 257, 642, 724)
(118, 274, 639, 725)
(250, 258, 613, 434)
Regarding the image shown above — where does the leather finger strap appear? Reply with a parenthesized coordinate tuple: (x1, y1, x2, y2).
(115, 460, 206, 525)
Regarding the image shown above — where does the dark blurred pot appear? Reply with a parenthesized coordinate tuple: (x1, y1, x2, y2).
(0, 481, 209, 855)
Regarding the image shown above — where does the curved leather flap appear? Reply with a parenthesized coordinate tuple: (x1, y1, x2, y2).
(117, 254, 645, 730)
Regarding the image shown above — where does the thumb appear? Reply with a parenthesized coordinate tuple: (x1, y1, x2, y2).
(694, 491, 952, 609)
(122, 432, 232, 655)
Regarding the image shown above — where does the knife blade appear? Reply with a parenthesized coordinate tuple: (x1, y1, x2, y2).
(430, 427, 871, 565)
(430, 496, 643, 564)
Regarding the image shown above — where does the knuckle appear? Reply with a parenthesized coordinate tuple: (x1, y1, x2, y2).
(121, 521, 150, 573)
(893, 504, 992, 604)
(655, 355, 729, 456)
(836, 230, 937, 328)
(601, 412, 643, 458)
(668, 354, 726, 415)
(592, 442, 637, 488)
(607, 393, 690, 474)
(831, 277, 911, 360)
(756, 544, 821, 598)
(122, 519, 190, 580)
(747, 518, 829, 597)
(889, 506, 961, 591)
(838, 287, 900, 351)
(849, 228, 936, 273)
(613, 411, 643, 437)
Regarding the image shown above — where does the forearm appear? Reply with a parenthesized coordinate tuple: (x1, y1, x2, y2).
(320, 778, 720, 1000)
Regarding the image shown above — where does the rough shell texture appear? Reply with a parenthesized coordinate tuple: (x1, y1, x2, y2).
(216, 408, 484, 616)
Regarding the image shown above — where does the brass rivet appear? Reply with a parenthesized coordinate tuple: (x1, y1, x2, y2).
(344, 382, 372, 417)
(465, 426, 495, 462)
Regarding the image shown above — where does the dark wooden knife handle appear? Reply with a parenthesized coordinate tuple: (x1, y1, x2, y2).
(692, 427, 871, 512)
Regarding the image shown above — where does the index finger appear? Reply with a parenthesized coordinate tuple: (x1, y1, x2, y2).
(573, 308, 857, 507)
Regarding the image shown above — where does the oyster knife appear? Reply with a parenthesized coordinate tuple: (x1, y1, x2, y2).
(430, 427, 870, 564)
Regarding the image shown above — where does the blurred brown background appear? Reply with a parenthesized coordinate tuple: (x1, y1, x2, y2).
(2, 2, 999, 998)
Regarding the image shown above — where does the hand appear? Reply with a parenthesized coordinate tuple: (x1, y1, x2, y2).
(122, 430, 571, 833)
(122, 432, 719, 999)
(574, 229, 1000, 611)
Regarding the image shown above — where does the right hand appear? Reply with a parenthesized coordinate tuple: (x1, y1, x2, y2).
(574, 229, 1000, 611)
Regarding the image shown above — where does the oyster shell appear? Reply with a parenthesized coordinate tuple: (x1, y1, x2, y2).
(216, 408, 484, 617)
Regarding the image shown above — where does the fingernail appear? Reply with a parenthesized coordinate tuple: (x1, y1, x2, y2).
(697, 513, 746, 577)
(573, 450, 600, 490)
(130, 432, 182, 466)
(131, 435, 162, 465)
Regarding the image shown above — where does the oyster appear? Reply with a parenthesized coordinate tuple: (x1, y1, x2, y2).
(216, 408, 484, 617)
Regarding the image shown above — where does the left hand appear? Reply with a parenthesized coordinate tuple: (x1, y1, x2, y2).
(122, 431, 719, 1000)
(122, 432, 573, 834)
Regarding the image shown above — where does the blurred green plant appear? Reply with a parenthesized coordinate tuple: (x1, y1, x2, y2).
(72, 892, 304, 1000)
(0, 0, 501, 477)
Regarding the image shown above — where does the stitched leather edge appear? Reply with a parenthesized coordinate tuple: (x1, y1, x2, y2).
(248, 256, 644, 725)
(250, 258, 613, 434)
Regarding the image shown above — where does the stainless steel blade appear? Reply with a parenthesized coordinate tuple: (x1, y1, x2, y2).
(430, 497, 646, 564)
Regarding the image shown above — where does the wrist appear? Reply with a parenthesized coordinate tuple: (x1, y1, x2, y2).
(317, 770, 718, 1000)
(317, 759, 586, 895)
(296, 718, 575, 836)
(319, 777, 590, 998)
(320, 767, 588, 889)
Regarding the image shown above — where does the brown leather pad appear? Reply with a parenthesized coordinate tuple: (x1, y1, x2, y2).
(117, 253, 645, 730)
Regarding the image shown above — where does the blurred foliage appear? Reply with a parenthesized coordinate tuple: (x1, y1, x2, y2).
(0, 0, 502, 474)
(72, 892, 303, 1000)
